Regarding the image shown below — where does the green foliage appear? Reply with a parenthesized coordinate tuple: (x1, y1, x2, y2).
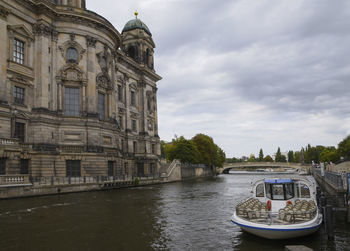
(225, 157, 242, 163)
(248, 154, 257, 162)
(163, 134, 226, 167)
(293, 151, 300, 163)
(134, 177, 139, 186)
(263, 155, 273, 162)
(287, 150, 294, 163)
(304, 144, 325, 164)
(320, 147, 340, 163)
(338, 135, 350, 159)
(165, 136, 200, 164)
(275, 147, 283, 162)
(258, 149, 264, 162)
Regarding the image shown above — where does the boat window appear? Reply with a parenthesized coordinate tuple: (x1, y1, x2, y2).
(300, 183, 311, 198)
(272, 184, 284, 200)
(265, 183, 271, 199)
(256, 183, 264, 197)
(285, 183, 294, 199)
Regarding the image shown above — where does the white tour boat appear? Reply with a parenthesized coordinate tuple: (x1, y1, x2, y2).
(231, 177, 322, 239)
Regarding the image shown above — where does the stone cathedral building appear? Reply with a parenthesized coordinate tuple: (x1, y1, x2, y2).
(0, 0, 162, 180)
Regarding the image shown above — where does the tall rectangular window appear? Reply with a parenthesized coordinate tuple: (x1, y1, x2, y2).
(20, 159, 29, 174)
(13, 39, 25, 64)
(132, 120, 137, 132)
(130, 91, 136, 106)
(118, 115, 123, 129)
(108, 161, 114, 177)
(118, 85, 122, 101)
(13, 86, 25, 105)
(98, 92, 105, 120)
(133, 141, 137, 153)
(66, 160, 81, 177)
(14, 122, 25, 142)
(65, 87, 80, 116)
(0, 158, 6, 175)
(152, 144, 155, 154)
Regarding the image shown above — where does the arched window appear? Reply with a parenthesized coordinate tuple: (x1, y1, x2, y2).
(66, 47, 78, 63)
(127, 46, 138, 62)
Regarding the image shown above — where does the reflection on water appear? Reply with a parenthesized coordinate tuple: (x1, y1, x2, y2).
(0, 175, 349, 250)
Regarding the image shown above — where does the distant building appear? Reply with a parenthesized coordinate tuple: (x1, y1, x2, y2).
(0, 0, 161, 179)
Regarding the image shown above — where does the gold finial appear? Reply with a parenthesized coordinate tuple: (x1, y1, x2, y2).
(134, 10, 139, 19)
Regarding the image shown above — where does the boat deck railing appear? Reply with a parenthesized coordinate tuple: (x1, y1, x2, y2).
(236, 198, 318, 225)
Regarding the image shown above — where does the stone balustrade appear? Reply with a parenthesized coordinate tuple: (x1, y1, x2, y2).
(0, 175, 30, 185)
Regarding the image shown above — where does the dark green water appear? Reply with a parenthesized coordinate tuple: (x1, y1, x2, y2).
(0, 175, 349, 251)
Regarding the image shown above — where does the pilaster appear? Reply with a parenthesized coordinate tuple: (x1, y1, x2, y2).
(86, 35, 97, 114)
(0, 5, 9, 104)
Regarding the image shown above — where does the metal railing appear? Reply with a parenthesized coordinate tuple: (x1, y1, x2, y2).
(312, 167, 346, 191)
(0, 174, 160, 187)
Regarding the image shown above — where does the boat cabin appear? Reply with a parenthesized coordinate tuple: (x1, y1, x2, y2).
(254, 178, 312, 202)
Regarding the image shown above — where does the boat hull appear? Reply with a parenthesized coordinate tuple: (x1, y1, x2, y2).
(231, 212, 322, 239)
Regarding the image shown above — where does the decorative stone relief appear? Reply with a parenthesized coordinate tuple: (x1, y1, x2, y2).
(33, 22, 57, 40)
(96, 72, 111, 90)
(130, 112, 139, 119)
(86, 35, 97, 48)
(96, 44, 112, 73)
(0, 5, 10, 20)
(56, 64, 87, 84)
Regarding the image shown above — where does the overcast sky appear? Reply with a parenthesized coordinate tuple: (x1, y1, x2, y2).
(88, 0, 350, 158)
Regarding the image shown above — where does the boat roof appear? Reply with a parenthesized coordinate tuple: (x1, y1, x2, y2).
(264, 178, 293, 184)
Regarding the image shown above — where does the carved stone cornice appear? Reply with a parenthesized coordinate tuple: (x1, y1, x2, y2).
(0, 5, 10, 20)
(33, 22, 58, 40)
(86, 35, 97, 48)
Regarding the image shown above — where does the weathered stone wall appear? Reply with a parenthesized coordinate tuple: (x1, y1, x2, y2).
(0, 0, 161, 179)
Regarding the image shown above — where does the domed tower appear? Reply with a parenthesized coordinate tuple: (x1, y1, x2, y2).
(122, 12, 155, 70)
(50, 0, 86, 9)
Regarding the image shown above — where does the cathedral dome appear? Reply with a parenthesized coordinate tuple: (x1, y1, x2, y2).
(122, 18, 152, 36)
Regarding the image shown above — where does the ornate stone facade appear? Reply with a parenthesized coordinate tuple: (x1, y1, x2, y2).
(0, 0, 162, 179)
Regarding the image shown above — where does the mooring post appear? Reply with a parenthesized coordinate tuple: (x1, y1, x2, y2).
(325, 205, 334, 240)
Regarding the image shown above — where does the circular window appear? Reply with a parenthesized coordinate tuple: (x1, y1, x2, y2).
(66, 47, 78, 63)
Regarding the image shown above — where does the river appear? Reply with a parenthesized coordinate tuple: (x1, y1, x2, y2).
(0, 174, 349, 251)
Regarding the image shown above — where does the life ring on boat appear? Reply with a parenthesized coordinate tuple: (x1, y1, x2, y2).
(266, 200, 272, 211)
(286, 200, 292, 206)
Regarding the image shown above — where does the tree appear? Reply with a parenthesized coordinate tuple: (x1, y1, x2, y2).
(258, 149, 264, 162)
(287, 151, 294, 163)
(165, 136, 200, 164)
(293, 151, 300, 163)
(263, 155, 273, 162)
(191, 133, 226, 167)
(338, 135, 350, 159)
(320, 147, 340, 163)
(300, 148, 305, 164)
(248, 154, 257, 162)
(275, 147, 283, 162)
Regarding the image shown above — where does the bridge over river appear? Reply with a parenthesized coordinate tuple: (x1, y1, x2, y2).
(221, 162, 309, 174)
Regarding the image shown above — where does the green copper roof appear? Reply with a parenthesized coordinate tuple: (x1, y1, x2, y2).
(122, 18, 152, 36)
